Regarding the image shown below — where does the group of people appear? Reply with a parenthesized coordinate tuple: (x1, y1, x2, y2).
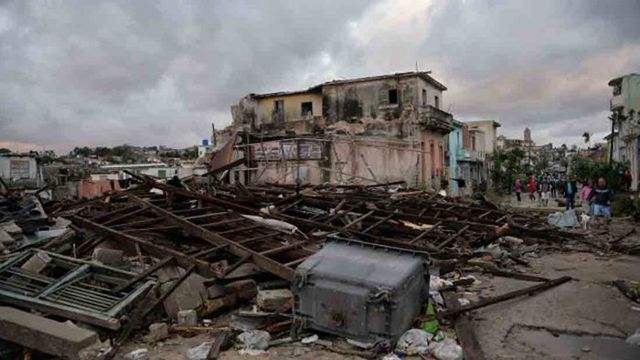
(514, 174, 614, 224)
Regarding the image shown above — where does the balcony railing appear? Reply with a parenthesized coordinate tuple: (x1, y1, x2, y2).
(455, 148, 483, 162)
(419, 106, 453, 133)
(611, 95, 624, 110)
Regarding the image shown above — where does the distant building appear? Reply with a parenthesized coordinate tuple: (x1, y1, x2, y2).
(0, 153, 43, 189)
(524, 127, 531, 143)
(466, 120, 501, 156)
(608, 73, 640, 189)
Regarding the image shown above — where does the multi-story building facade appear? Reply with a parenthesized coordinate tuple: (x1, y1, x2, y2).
(608, 73, 640, 189)
(230, 71, 454, 189)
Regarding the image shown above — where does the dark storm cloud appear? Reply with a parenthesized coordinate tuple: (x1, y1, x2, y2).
(0, 0, 638, 152)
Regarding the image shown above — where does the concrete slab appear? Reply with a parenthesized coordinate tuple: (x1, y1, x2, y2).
(463, 253, 640, 359)
(0, 306, 98, 359)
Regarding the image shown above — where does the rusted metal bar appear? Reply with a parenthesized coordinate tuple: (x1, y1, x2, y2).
(431, 276, 572, 319)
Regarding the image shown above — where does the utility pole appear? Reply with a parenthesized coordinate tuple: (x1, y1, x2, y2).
(609, 112, 615, 165)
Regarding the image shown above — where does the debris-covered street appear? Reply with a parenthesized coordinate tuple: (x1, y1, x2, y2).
(2, 1, 640, 359)
(1, 173, 639, 359)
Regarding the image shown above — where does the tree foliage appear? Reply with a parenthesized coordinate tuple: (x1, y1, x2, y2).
(570, 156, 627, 191)
(491, 148, 527, 193)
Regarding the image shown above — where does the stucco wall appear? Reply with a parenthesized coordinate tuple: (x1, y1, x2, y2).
(323, 76, 443, 124)
(255, 93, 323, 125)
(448, 126, 463, 194)
(467, 120, 498, 155)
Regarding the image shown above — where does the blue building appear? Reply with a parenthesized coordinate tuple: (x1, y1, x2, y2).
(448, 120, 465, 196)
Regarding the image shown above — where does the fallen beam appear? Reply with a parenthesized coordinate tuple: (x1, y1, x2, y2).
(427, 276, 572, 320)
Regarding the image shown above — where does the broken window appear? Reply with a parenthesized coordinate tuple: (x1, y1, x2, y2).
(434, 95, 440, 109)
(273, 100, 284, 124)
(422, 89, 427, 106)
(301, 102, 313, 116)
(613, 84, 622, 96)
(388, 89, 398, 105)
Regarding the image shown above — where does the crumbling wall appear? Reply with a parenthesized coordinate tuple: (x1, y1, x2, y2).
(230, 95, 258, 130)
(330, 136, 421, 186)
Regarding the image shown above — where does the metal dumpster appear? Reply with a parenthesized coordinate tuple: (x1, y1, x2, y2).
(291, 238, 429, 345)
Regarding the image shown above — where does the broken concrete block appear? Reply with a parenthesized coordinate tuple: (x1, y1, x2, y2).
(226, 262, 260, 279)
(207, 284, 225, 299)
(185, 341, 213, 360)
(202, 294, 237, 316)
(225, 279, 258, 302)
(124, 348, 149, 360)
(0, 229, 14, 245)
(257, 288, 293, 312)
(177, 309, 198, 326)
(145, 322, 169, 343)
(158, 266, 207, 318)
(0, 221, 23, 238)
(91, 248, 124, 265)
(20, 250, 52, 274)
(0, 306, 98, 358)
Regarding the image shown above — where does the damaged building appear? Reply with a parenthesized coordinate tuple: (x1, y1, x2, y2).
(229, 71, 454, 189)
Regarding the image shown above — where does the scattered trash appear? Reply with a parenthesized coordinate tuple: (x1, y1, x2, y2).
(626, 328, 640, 346)
(430, 337, 463, 360)
(382, 353, 402, 360)
(422, 300, 439, 334)
(396, 329, 429, 355)
(124, 349, 149, 360)
(547, 209, 578, 228)
(301, 334, 319, 344)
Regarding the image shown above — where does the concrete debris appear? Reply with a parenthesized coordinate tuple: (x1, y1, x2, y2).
(237, 330, 271, 355)
(0, 306, 98, 359)
(185, 342, 213, 360)
(91, 247, 124, 265)
(0, 165, 633, 360)
(145, 322, 169, 343)
(20, 250, 52, 274)
(0, 229, 14, 244)
(256, 288, 293, 312)
(159, 267, 208, 318)
(177, 309, 198, 326)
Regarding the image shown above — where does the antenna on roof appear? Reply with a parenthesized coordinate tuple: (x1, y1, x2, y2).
(415, 61, 418, 72)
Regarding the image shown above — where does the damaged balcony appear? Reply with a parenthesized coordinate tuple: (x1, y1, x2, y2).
(418, 105, 454, 133)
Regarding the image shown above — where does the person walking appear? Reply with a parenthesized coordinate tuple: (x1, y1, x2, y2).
(540, 177, 550, 206)
(550, 175, 558, 198)
(528, 175, 536, 202)
(588, 177, 613, 225)
(514, 178, 522, 202)
(564, 176, 577, 210)
(580, 180, 593, 216)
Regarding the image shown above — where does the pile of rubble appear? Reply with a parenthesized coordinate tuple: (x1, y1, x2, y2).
(0, 175, 636, 359)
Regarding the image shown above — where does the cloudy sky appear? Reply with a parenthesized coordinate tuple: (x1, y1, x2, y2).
(1, 0, 639, 153)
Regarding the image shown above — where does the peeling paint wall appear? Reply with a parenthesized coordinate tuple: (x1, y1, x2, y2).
(322, 76, 444, 124)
